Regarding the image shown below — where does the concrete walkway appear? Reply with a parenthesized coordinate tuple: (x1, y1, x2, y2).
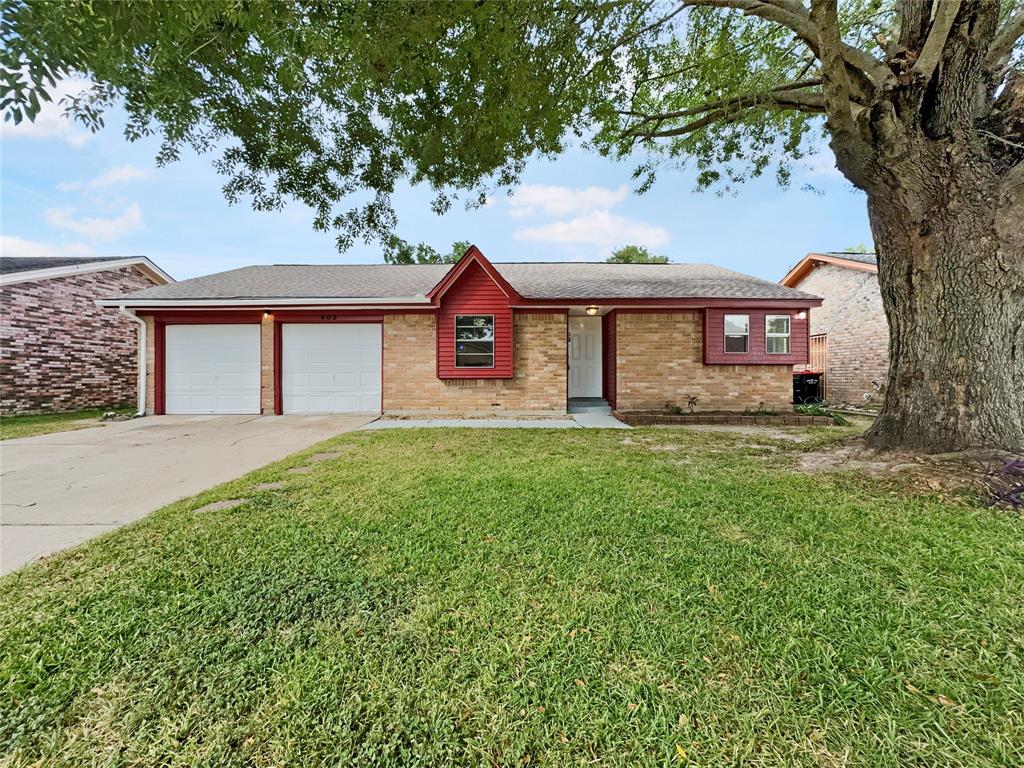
(0, 414, 370, 575)
(362, 413, 630, 430)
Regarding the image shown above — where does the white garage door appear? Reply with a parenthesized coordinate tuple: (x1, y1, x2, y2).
(281, 323, 381, 414)
(165, 324, 261, 414)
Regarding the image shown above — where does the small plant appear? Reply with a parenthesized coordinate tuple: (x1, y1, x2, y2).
(794, 403, 850, 426)
(744, 402, 778, 416)
(685, 394, 699, 413)
(663, 400, 683, 415)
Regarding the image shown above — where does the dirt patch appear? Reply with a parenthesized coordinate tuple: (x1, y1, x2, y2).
(194, 499, 247, 513)
(799, 440, 1022, 505)
(308, 451, 347, 462)
(255, 481, 287, 491)
(669, 424, 809, 441)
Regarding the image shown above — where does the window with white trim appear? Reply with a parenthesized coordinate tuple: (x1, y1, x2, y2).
(724, 314, 749, 353)
(455, 315, 494, 368)
(765, 314, 791, 354)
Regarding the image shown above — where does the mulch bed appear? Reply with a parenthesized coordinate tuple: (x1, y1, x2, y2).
(616, 411, 835, 427)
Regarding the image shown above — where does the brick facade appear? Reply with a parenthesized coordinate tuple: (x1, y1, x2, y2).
(613, 312, 793, 411)
(260, 314, 275, 414)
(0, 267, 160, 415)
(383, 312, 567, 415)
(795, 263, 889, 403)
(137, 309, 802, 416)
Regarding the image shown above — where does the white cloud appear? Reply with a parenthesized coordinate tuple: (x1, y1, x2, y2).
(0, 235, 94, 259)
(57, 164, 152, 192)
(515, 210, 670, 251)
(508, 184, 630, 218)
(44, 203, 144, 242)
(0, 76, 94, 147)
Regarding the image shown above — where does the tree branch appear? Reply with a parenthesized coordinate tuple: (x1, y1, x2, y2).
(910, 0, 962, 81)
(685, 0, 894, 88)
(619, 79, 824, 124)
(809, 0, 876, 186)
(986, 4, 1024, 71)
(620, 86, 826, 141)
(898, 0, 933, 50)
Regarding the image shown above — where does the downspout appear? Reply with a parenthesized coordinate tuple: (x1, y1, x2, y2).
(118, 305, 147, 416)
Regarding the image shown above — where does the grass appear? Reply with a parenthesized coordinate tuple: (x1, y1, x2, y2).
(1, 426, 1022, 767)
(0, 406, 133, 440)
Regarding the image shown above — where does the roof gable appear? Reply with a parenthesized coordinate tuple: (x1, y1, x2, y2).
(780, 252, 878, 288)
(426, 245, 522, 304)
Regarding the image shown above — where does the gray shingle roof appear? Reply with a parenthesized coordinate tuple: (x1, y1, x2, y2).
(112, 262, 819, 303)
(1, 255, 128, 274)
(823, 251, 877, 266)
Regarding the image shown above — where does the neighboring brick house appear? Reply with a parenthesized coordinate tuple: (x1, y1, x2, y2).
(0, 256, 173, 415)
(780, 252, 887, 404)
(97, 246, 820, 417)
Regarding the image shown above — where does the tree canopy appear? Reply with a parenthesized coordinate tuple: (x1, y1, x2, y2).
(382, 238, 470, 265)
(3, 1, 1020, 247)
(606, 245, 670, 263)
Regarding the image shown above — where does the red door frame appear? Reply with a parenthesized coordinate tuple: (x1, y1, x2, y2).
(151, 312, 263, 416)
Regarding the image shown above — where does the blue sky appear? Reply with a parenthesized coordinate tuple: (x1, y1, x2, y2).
(1, 77, 872, 283)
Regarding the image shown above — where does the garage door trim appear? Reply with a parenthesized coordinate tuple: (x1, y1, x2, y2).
(153, 312, 263, 415)
(273, 312, 384, 415)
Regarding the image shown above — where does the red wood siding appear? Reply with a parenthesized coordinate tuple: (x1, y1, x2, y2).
(602, 310, 617, 408)
(436, 260, 514, 379)
(703, 308, 809, 365)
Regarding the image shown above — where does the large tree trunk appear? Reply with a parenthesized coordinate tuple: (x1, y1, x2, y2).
(863, 141, 1024, 453)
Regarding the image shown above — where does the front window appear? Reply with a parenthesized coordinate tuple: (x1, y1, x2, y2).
(455, 315, 494, 368)
(765, 315, 791, 354)
(724, 314, 749, 353)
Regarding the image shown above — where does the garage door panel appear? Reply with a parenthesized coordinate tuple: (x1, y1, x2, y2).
(281, 323, 381, 414)
(165, 325, 261, 415)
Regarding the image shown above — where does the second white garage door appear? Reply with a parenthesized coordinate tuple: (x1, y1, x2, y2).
(281, 323, 382, 413)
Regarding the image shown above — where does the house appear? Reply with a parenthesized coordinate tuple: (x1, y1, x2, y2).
(1, 255, 173, 415)
(96, 246, 821, 417)
(780, 251, 887, 404)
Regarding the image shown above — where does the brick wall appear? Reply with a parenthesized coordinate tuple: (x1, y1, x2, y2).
(260, 314, 275, 413)
(383, 312, 567, 414)
(0, 267, 160, 414)
(796, 263, 889, 403)
(614, 312, 793, 410)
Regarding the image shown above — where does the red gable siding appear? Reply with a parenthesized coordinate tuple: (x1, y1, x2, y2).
(602, 310, 617, 408)
(703, 308, 809, 365)
(436, 260, 514, 379)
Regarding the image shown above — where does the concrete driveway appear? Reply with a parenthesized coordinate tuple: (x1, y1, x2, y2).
(0, 414, 371, 575)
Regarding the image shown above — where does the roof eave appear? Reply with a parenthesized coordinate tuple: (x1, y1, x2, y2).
(95, 295, 432, 308)
(781, 252, 878, 287)
(1, 256, 174, 287)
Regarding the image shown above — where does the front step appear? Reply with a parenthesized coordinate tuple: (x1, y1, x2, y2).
(568, 398, 611, 414)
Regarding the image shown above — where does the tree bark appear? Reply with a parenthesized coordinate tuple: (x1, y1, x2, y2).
(863, 139, 1024, 453)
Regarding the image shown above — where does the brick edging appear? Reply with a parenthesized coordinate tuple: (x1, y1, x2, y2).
(615, 412, 835, 426)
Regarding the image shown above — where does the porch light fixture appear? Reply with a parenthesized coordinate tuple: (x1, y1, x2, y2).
(585, 305, 599, 316)
(264, 310, 272, 318)
(796, 310, 807, 320)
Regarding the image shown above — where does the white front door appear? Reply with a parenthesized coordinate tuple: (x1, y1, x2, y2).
(281, 323, 382, 414)
(165, 324, 261, 414)
(568, 316, 602, 398)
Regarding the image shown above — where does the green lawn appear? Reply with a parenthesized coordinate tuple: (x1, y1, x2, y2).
(2, 427, 1022, 767)
(0, 407, 133, 440)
